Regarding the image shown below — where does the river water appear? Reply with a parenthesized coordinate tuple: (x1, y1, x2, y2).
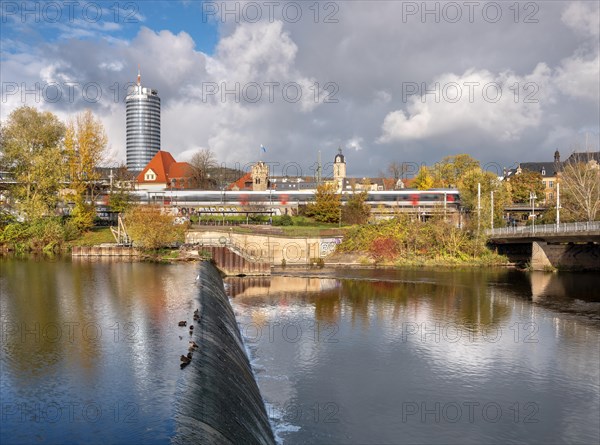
(1, 258, 599, 444)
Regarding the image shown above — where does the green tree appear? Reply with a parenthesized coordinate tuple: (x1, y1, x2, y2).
(508, 170, 545, 203)
(0, 106, 65, 220)
(342, 188, 371, 225)
(413, 166, 434, 190)
(108, 164, 136, 213)
(125, 205, 185, 250)
(458, 168, 511, 231)
(306, 183, 341, 223)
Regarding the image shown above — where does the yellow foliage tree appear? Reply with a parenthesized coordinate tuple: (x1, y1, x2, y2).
(306, 183, 341, 223)
(125, 206, 186, 250)
(413, 166, 434, 190)
(64, 110, 108, 229)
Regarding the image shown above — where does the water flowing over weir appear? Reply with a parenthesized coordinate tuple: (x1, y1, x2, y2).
(172, 262, 275, 445)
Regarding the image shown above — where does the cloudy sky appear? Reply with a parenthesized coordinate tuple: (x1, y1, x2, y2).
(1, 1, 599, 177)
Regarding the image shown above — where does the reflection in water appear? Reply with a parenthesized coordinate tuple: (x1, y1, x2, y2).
(228, 268, 600, 444)
(529, 271, 600, 319)
(1, 258, 200, 445)
(1, 259, 599, 445)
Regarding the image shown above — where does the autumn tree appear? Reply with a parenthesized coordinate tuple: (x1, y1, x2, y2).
(0, 106, 65, 220)
(306, 183, 341, 223)
(508, 170, 545, 203)
(560, 158, 600, 221)
(190, 148, 217, 189)
(125, 205, 186, 250)
(458, 167, 511, 231)
(431, 154, 480, 188)
(63, 110, 109, 230)
(413, 166, 434, 190)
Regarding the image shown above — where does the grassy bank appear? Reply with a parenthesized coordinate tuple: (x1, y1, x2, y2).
(336, 216, 508, 267)
(66, 227, 115, 247)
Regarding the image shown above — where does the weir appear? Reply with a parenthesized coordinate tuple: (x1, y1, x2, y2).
(173, 262, 275, 445)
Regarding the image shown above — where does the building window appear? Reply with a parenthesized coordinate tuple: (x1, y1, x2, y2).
(144, 170, 156, 181)
(541, 169, 545, 176)
(549, 181, 554, 188)
(549, 193, 554, 201)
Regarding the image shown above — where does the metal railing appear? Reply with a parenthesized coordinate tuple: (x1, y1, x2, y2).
(487, 221, 600, 237)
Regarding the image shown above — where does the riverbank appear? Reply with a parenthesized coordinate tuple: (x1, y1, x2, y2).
(323, 251, 510, 268)
(3, 219, 508, 269)
(336, 216, 510, 267)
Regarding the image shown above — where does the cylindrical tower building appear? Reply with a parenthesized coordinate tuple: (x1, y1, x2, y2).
(126, 69, 161, 172)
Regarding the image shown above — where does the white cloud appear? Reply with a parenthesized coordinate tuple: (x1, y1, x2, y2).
(561, 1, 600, 37)
(1, 2, 599, 176)
(555, 53, 600, 100)
(346, 137, 364, 151)
(378, 68, 546, 143)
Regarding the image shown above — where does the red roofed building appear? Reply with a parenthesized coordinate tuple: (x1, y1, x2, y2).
(227, 172, 253, 191)
(136, 150, 194, 190)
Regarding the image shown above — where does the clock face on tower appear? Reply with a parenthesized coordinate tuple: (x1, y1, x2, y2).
(336, 156, 341, 163)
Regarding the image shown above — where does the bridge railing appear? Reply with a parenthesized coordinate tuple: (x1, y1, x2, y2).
(487, 221, 600, 237)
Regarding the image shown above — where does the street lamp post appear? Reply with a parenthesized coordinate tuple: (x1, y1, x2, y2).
(490, 190, 494, 229)
(556, 182, 560, 229)
(477, 183, 481, 234)
(221, 184, 225, 226)
(530, 191, 537, 233)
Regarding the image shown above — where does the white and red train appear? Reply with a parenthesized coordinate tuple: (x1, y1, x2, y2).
(130, 189, 460, 210)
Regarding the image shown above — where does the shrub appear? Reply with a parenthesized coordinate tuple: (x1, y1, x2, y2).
(273, 214, 293, 226)
(63, 220, 81, 241)
(369, 237, 399, 263)
(70, 199, 95, 231)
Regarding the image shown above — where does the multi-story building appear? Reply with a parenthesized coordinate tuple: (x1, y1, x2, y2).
(504, 150, 562, 203)
(126, 69, 161, 172)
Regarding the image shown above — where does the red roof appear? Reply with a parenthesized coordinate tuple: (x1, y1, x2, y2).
(227, 172, 253, 191)
(137, 151, 194, 187)
(169, 162, 193, 179)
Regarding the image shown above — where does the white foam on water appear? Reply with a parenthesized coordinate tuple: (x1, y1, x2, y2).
(265, 402, 302, 445)
(230, 296, 300, 445)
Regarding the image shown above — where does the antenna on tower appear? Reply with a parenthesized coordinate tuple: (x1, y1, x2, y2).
(137, 65, 141, 86)
(317, 150, 322, 185)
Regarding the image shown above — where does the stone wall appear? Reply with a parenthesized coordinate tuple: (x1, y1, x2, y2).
(531, 241, 600, 271)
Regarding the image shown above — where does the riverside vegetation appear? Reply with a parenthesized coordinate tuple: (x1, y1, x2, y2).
(336, 215, 508, 266)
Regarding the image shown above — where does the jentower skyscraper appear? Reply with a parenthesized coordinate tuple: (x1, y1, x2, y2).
(126, 68, 161, 172)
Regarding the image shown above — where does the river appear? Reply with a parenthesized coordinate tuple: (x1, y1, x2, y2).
(1, 258, 599, 444)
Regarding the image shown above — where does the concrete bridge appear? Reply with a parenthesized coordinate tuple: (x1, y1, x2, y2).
(487, 222, 600, 271)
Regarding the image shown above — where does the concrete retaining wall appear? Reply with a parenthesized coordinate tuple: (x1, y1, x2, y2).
(203, 246, 271, 276)
(71, 246, 139, 257)
(187, 231, 342, 265)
